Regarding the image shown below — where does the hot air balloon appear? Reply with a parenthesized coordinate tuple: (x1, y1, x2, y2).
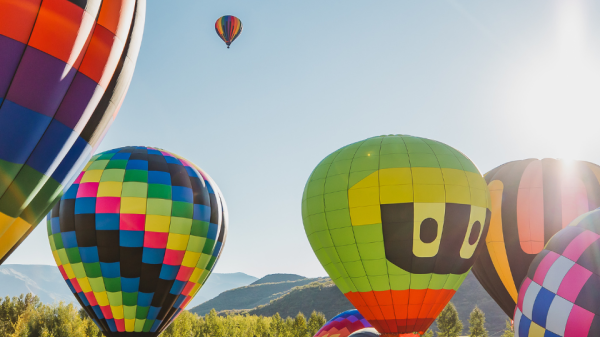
(215, 15, 243, 48)
(315, 310, 374, 337)
(472, 159, 600, 318)
(302, 135, 491, 336)
(514, 208, 600, 337)
(0, 0, 146, 264)
(46, 146, 227, 336)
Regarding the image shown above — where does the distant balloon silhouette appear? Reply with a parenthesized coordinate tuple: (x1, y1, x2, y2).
(302, 135, 491, 336)
(0, 0, 146, 264)
(215, 15, 243, 48)
(47, 146, 227, 336)
(472, 159, 600, 317)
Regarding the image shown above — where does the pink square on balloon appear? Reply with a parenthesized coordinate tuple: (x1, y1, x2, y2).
(557, 264, 592, 302)
(120, 214, 145, 231)
(182, 281, 195, 296)
(74, 172, 85, 184)
(115, 319, 125, 332)
(176, 266, 194, 282)
(85, 292, 98, 306)
(76, 182, 99, 197)
(562, 230, 600, 262)
(70, 278, 82, 293)
(96, 197, 120, 213)
(564, 305, 594, 337)
(100, 305, 113, 319)
(533, 251, 560, 285)
(164, 249, 185, 265)
(144, 232, 168, 248)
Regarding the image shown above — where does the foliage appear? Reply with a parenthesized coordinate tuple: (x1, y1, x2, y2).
(500, 320, 514, 337)
(468, 306, 488, 337)
(422, 330, 434, 337)
(1, 293, 329, 337)
(436, 302, 463, 337)
(0, 294, 100, 337)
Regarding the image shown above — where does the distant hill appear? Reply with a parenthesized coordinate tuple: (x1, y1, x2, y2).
(189, 274, 317, 316)
(249, 278, 353, 319)
(0, 265, 257, 311)
(188, 272, 258, 308)
(192, 272, 507, 335)
(251, 274, 306, 285)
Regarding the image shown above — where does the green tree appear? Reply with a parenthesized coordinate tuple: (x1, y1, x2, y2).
(422, 330, 434, 337)
(291, 312, 307, 337)
(468, 306, 487, 337)
(501, 320, 514, 337)
(307, 311, 326, 336)
(436, 302, 463, 337)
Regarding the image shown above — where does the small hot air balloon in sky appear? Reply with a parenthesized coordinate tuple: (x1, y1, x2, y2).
(514, 208, 600, 337)
(47, 146, 227, 336)
(302, 135, 491, 336)
(314, 310, 373, 337)
(0, 0, 146, 264)
(215, 15, 243, 48)
(472, 159, 600, 318)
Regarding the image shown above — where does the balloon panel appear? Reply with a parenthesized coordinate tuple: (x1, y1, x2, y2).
(47, 147, 226, 336)
(514, 208, 600, 337)
(215, 15, 243, 46)
(302, 135, 491, 334)
(0, 0, 146, 264)
(314, 309, 373, 337)
(472, 159, 600, 317)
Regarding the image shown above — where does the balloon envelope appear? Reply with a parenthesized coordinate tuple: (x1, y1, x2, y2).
(302, 135, 491, 335)
(47, 146, 227, 336)
(514, 208, 600, 337)
(314, 309, 373, 337)
(472, 159, 600, 317)
(0, 0, 146, 264)
(215, 15, 243, 48)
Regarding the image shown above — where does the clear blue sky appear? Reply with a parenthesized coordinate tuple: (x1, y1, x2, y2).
(6, 0, 600, 278)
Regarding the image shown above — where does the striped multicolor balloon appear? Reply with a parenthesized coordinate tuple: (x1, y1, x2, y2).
(314, 310, 373, 337)
(215, 15, 243, 48)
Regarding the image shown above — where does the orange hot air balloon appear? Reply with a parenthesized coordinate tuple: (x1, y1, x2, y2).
(472, 158, 600, 317)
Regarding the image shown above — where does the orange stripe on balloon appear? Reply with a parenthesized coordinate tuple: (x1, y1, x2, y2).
(561, 166, 589, 227)
(517, 160, 545, 254)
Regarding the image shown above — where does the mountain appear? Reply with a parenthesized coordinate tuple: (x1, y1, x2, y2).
(248, 278, 353, 319)
(0, 265, 257, 311)
(189, 274, 318, 316)
(188, 272, 258, 309)
(0, 264, 74, 305)
(191, 272, 507, 335)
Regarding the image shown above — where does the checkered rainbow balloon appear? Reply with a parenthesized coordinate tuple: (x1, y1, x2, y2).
(46, 146, 227, 336)
(514, 208, 600, 337)
(314, 309, 373, 337)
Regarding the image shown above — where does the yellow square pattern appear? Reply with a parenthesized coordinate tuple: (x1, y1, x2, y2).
(81, 170, 103, 183)
(348, 186, 379, 208)
(181, 251, 202, 268)
(413, 184, 445, 203)
(411, 167, 444, 185)
(145, 215, 170, 232)
(441, 168, 469, 186)
(167, 233, 190, 251)
(97, 182, 123, 197)
(121, 197, 147, 214)
(112, 305, 124, 319)
(94, 291, 109, 306)
(78, 278, 92, 293)
(380, 184, 413, 204)
(379, 168, 412, 186)
(349, 205, 381, 226)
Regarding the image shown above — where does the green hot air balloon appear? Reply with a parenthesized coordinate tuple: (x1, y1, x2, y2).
(302, 135, 491, 336)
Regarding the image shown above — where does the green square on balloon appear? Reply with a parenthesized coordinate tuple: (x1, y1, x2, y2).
(71, 263, 86, 279)
(351, 276, 372, 292)
(124, 305, 137, 319)
(104, 277, 121, 292)
(107, 291, 123, 306)
(389, 274, 411, 291)
(410, 273, 432, 290)
(336, 245, 360, 263)
(123, 292, 138, 306)
(88, 277, 106, 292)
(136, 306, 149, 320)
(187, 236, 206, 253)
(368, 275, 391, 291)
(143, 320, 154, 332)
(106, 160, 128, 170)
(172, 201, 193, 218)
(429, 274, 449, 290)
(148, 184, 171, 199)
(83, 262, 102, 278)
(124, 170, 148, 183)
(66, 247, 82, 264)
(191, 220, 209, 237)
(363, 258, 387, 276)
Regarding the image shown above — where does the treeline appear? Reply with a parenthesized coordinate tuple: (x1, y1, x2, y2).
(0, 294, 514, 337)
(0, 294, 327, 337)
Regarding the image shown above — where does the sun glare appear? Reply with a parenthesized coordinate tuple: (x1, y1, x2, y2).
(502, 0, 600, 160)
